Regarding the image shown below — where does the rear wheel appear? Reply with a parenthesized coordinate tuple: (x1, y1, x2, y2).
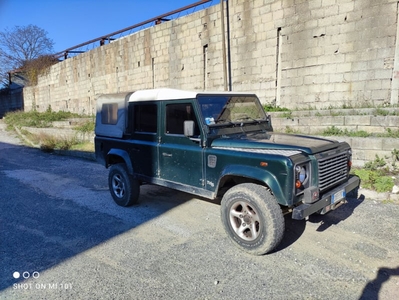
(108, 163, 140, 206)
(220, 183, 285, 255)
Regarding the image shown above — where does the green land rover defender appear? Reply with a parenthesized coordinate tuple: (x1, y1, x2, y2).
(95, 88, 360, 255)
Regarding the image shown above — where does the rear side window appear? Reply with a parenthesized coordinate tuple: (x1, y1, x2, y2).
(134, 104, 157, 133)
(101, 103, 118, 125)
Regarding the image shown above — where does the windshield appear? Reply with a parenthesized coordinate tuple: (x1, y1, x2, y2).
(197, 95, 267, 126)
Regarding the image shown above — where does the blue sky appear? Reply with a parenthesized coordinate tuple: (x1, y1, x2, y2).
(0, 0, 216, 53)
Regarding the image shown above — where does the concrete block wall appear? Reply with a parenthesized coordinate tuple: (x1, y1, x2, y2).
(23, 0, 399, 114)
(23, 4, 224, 115)
(323, 136, 398, 167)
(271, 114, 399, 135)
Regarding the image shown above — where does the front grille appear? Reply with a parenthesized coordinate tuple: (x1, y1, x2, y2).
(318, 152, 348, 192)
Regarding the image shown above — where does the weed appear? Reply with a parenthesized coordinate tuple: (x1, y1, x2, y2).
(38, 133, 78, 151)
(378, 128, 399, 138)
(375, 176, 395, 193)
(353, 168, 394, 193)
(70, 142, 95, 152)
(281, 111, 293, 119)
(364, 155, 386, 170)
(263, 105, 290, 112)
(4, 110, 81, 128)
(329, 111, 341, 117)
(392, 149, 399, 166)
(374, 108, 390, 116)
(341, 103, 354, 109)
(353, 154, 395, 193)
(345, 129, 370, 137)
(321, 126, 371, 137)
(322, 126, 342, 136)
(284, 126, 300, 134)
(75, 120, 95, 133)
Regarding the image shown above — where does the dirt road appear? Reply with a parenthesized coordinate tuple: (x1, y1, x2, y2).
(1, 120, 398, 299)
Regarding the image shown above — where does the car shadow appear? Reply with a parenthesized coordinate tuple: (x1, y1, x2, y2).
(0, 140, 192, 292)
(274, 194, 365, 253)
(308, 194, 365, 232)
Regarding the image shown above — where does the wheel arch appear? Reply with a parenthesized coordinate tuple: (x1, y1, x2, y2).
(106, 149, 134, 175)
(216, 165, 286, 205)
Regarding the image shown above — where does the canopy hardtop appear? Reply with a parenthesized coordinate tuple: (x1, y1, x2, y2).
(95, 88, 258, 138)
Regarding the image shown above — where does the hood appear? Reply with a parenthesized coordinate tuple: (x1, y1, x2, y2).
(211, 132, 340, 155)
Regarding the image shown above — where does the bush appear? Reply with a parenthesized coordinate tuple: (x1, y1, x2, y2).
(4, 108, 81, 128)
(38, 133, 78, 151)
(74, 120, 95, 133)
(352, 155, 395, 193)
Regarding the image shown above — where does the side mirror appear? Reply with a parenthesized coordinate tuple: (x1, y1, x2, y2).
(184, 120, 195, 137)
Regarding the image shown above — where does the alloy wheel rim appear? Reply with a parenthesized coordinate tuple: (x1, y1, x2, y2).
(112, 174, 125, 198)
(228, 201, 260, 241)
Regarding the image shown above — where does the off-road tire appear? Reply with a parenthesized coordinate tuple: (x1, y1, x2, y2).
(221, 183, 285, 255)
(108, 163, 140, 206)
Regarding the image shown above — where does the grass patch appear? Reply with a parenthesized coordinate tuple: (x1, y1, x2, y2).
(320, 126, 399, 138)
(321, 126, 370, 137)
(4, 107, 81, 128)
(38, 133, 79, 152)
(4, 108, 94, 152)
(263, 104, 290, 112)
(74, 119, 95, 133)
(376, 128, 399, 138)
(351, 154, 396, 193)
(284, 126, 300, 134)
(353, 168, 394, 193)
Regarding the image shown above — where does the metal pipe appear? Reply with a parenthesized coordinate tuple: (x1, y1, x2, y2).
(226, 0, 232, 91)
(220, 0, 228, 91)
(54, 0, 213, 57)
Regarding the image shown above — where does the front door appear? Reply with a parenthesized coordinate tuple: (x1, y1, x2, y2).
(158, 101, 204, 188)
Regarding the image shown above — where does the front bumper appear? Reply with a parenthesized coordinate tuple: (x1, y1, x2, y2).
(292, 175, 360, 220)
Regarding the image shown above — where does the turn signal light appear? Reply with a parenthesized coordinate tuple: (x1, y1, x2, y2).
(295, 180, 302, 189)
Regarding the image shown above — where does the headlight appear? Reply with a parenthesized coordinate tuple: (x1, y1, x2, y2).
(295, 165, 308, 189)
(295, 165, 307, 183)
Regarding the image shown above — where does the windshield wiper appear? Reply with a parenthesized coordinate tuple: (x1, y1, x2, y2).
(235, 116, 262, 124)
(209, 118, 240, 128)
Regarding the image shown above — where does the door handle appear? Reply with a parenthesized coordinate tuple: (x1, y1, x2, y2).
(162, 152, 172, 157)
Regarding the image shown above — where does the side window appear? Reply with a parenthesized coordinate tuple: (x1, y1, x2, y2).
(133, 104, 157, 133)
(101, 103, 118, 125)
(166, 103, 200, 135)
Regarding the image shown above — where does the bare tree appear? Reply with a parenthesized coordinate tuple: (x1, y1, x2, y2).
(0, 24, 55, 86)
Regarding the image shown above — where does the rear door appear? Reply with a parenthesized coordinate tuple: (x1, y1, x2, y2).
(128, 102, 159, 178)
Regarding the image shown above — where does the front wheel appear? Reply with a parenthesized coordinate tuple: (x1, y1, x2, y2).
(220, 183, 285, 255)
(108, 163, 140, 206)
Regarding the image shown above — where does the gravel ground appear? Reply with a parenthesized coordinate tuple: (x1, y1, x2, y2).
(1, 119, 398, 300)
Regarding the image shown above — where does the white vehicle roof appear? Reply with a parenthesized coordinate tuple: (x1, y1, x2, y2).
(95, 89, 259, 138)
(128, 88, 255, 102)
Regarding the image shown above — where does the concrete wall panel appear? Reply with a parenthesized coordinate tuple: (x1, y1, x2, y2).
(21, 0, 399, 114)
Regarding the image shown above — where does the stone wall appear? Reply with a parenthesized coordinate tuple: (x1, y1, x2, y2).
(270, 108, 399, 135)
(23, 0, 399, 114)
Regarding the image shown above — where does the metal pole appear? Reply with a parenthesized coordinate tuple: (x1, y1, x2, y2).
(226, 0, 232, 91)
(220, 0, 228, 91)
